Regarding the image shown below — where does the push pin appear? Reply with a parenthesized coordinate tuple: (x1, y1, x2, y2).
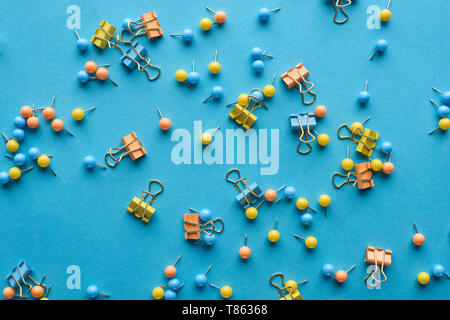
(209, 283, 232, 299)
(380, 0, 392, 22)
(358, 80, 370, 105)
(12, 128, 25, 140)
(268, 217, 280, 243)
(334, 265, 357, 283)
(380, 141, 393, 154)
(0, 171, 10, 185)
(412, 221, 425, 246)
(199, 18, 213, 31)
(370, 39, 388, 61)
(250, 47, 273, 73)
(203, 86, 224, 103)
(165, 255, 181, 279)
(293, 234, 317, 249)
(244, 201, 263, 220)
(205, 7, 227, 24)
(417, 272, 430, 285)
(20, 105, 44, 120)
(74, 30, 89, 51)
(37, 155, 56, 176)
(2, 132, 20, 153)
(164, 283, 184, 300)
(276, 186, 296, 204)
(170, 29, 194, 44)
(318, 194, 331, 217)
(42, 96, 56, 120)
(295, 197, 317, 213)
(428, 117, 450, 135)
(314, 105, 327, 118)
(322, 264, 335, 277)
(432, 265, 449, 279)
(152, 285, 167, 300)
(432, 87, 450, 106)
(14, 116, 26, 129)
(77, 62, 118, 86)
(258, 8, 280, 23)
(370, 158, 383, 171)
(300, 209, 316, 226)
(9, 166, 33, 180)
(168, 278, 182, 291)
(83, 155, 106, 170)
(208, 50, 221, 74)
(28, 147, 53, 161)
(342, 147, 354, 171)
(51, 119, 75, 136)
(86, 285, 110, 299)
(194, 265, 213, 287)
(263, 185, 286, 203)
(263, 74, 276, 98)
(382, 152, 394, 174)
(238, 234, 251, 260)
(269, 273, 308, 300)
(175, 68, 189, 85)
(72, 107, 96, 121)
(187, 61, 200, 86)
(5, 153, 26, 166)
(157, 107, 172, 131)
(429, 99, 450, 118)
(105, 132, 146, 167)
(201, 126, 221, 145)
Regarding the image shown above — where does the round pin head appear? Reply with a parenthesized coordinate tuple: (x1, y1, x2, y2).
(203, 234, 216, 246)
(341, 158, 354, 171)
(358, 91, 370, 104)
(42, 107, 55, 120)
(0, 171, 10, 185)
(350, 122, 363, 133)
(285, 280, 297, 293)
(159, 118, 172, 131)
(284, 186, 296, 199)
(263, 85, 275, 98)
(380, 141, 393, 154)
(152, 287, 165, 299)
(199, 208, 212, 222)
(413, 233, 425, 246)
(85, 61, 97, 74)
(51, 119, 64, 132)
(250, 47, 264, 61)
(77, 70, 89, 84)
(86, 285, 99, 299)
(200, 132, 213, 145)
(314, 105, 327, 118)
(258, 8, 271, 22)
(438, 117, 450, 130)
(96, 67, 109, 80)
(12, 129, 25, 141)
(370, 159, 383, 171)
(437, 105, 450, 117)
(13, 153, 26, 166)
(208, 61, 221, 74)
(27, 116, 39, 129)
(296, 197, 308, 210)
(3, 287, 15, 299)
(252, 60, 264, 73)
(322, 264, 335, 277)
(245, 207, 258, 220)
(76, 38, 89, 51)
(14, 116, 26, 128)
(417, 272, 430, 285)
(6, 140, 19, 153)
(265, 189, 277, 201)
(168, 278, 181, 291)
(187, 72, 200, 86)
(31, 286, 44, 298)
(214, 11, 227, 24)
(238, 94, 249, 106)
(382, 162, 394, 174)
(432, 264, 445, 277)
(252, 90, 264, 101)
(122, 18, 132, 30)
(20, 105, 34, 118)
(181, 29, 194, 43)
(200, 18, 213, 31)
(239, 246, 251, 259)
(164, 265, 177, 278)
(300, 213, 313, 226)
(375, 39, 388, 52)
(28, 147, 40, 160)
(164, 290, 177, 300)
(267, 230, 280, 243)
(442, 91, 450, 105)
(317, 134, 330, 146)
(319, 194, 331, 207)
(211, 86, 224, 100)
(175, 69, 188, 82)
(72, 108, 85, 121)
(305, 236, 317, 249)
(37, 155, 50, 168)
(194, 274, 207, 287)
(220, 286, 232, 299)
(83, 155, 96, 169)
(379, 9, 391, 22)
(335, 270, 348, 283)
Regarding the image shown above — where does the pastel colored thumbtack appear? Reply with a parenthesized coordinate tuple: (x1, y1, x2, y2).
(31, 285, 44, 298)
(317, 133, 330, 146)
(203, 234, 216, 246)
(2, 132, 19, 153)
(83, 155, 106, 169)
(267, 217, 280, 243)
(258, 7, 280, 23)
(203, 86, 224, 103)
(37, 155, 56, 176)
(370, 158, 383, 171)
(245, 206, 258, 220)
(9, 166, 33, 180)
(428, 118, 450, 135)
(370, 39, 388, 61)
(28, 147, 53, 161)
(72, 107, 96, 121)
(318, 194, 331, 217)
(429, 99, 450, 118)
(238, 234, 251, 259)
(382, 152, 394, 174)
(358, 80, 370, 104)
(322, 264, 335, 277)
(200, 18, 213, 31)
(14, 116, 26, 129)
(417, 272, 430, 285)
(194, 265, 212, 287)
(380, 141, 393, 154)
(152, 286, 166, 299)
(74, 30, 89, 51)
(314, 105, 327, 118)
(165, 255, 181, 279)
(432, 264, 449, 279)
(5, 153, 27, 166)
(51, 119, 74, 136)
(432, 87, 450, 106)
(3, 287, 15, 299)
(42, 96, 56, 120)
(157, 107, 171, 131)
(86, 285, 110, 299)
(170, 29, 194, 44)
(293, 234, 317, 249)
(20, 105, 43, 119)
(201, 126, 221, 145)
(12, 129, 25, 141)
(412, 221, 425, 246)
(380, 0, 392, 22)
(341, 147, 354, 171)
(0, 171, 10, 185)
(209, 284, 232, 299)
(300, 212, 314, 226)
(168, 278, 182, 291)
(334, 265, 356, 283)
(264, 185, 286, 202)
(250, 47, 273, 61)
(187, 61, 200, 86)
(263, 74, 276, 98)
(276, 185, 296, 204)
(175, 69, 188, 82)
(205, 7, 227, 24)
(208, 50, 221, 74)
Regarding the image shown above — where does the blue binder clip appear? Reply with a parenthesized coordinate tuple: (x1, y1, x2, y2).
(290, 113, 322, 154)
(226, 168, 264, 209)
(120, 42, 161, 81)
(4, 260, 48, 298)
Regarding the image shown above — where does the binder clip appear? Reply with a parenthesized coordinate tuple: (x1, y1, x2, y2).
(225, 168, 264, 209)
(332, 162, 374, 189)
(281, 63, 316, 105)
(326, 0, 351, 24)
(269, 273, 308, 300)
(3, 261, 48, 299)
(126, 180, 164, 223)
(337, 117, 380, 157)
(289, 113, 323, 154)
(122, 12, 163, 42)
(120, 42, 161, 81)
(227, 89, 268, 130)
(364, 246, 392, 286)
(183, 208, 224, 241)
(91, 20, 121, 50)
(105, 132, 146, 168)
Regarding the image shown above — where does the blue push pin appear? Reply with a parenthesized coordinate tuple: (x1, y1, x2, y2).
(168, 278, 182, 291)
(77, 70, 90, 84)
(380, 141, 393, 154)
(322, 264, 335, 277)
(28, 147, 42, 161)
(258, 8, 281, 23)
(432, 264, 449, 279)
(370, 39, 388, 61)
(429, 99, 450, 118)
(276, 186, 296, 204)
(251, 89, 264, 101)
(74, 30, 89, 52)
(86, 285, 110, 299)
(0, 171, 10, 185)
(432, 87, 450, 106)
(164, 290, 177, 300)
(252, 60, 265, 73)
(203, 234, 216, 246)
(250, 47, 273, 61)
(12, 128, 25, 141)
(187, 61, 200, 86)
(203, 86, 224, 103)
(358, 80, 370, 105)
(170, 29, 194, 44)
(300, 212, 314, 226)
(13, 116, 26, 129)
(194, 265, 212, 287)
(83, 155, 107, 170)
(5, 153, 27, 166)
(199, 208, 212, 222)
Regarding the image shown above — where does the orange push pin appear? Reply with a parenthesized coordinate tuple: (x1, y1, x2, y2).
(334, 265, 356, 283)
(20, 104, 44, 119)
(157, 107, 172, 131)
(96, 67, 119, 86)
(164, 255, 181, 279)
(205, 7, 227, 24)
(84, 61, 110, 74)
(264, 185, 286, 202)
(412, 221, 425, 246)
(238, 234, 251, 260)
(51, 119, 74, 136)
(382, 152, 395, 174)
(42, 96, 56, 120)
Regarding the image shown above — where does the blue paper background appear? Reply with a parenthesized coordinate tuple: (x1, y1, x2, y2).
(0, 0, 448, 300)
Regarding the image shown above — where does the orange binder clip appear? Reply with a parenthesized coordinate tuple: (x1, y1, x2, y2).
(281, 63, 316, 105)
(122, 12, 163, 42)
(183, 209, 224, 241)
(105, 132, 146, 167)
(364, 246, 392, 285)
(332, 162, 374, 189)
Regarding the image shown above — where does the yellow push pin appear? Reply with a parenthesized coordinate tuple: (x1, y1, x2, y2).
(428, 118, 450, 135)
(380, 0, 392, 22)
(200, 18, 213, 31)
(152, 285, 167, 300)
(284, 279, 309, 293)
(72, 107, 96, 121)
(341, 146, 354, 171)
(208, 50, 221, 74)
(209, 284, 232, 299)
(2, 132, 19, 153)
(9, 166, 33, 180)
(318, 194, 331, 217)
(417, 272, 430, 285)
(267, 217, 280, 243)
(370, 158, 383, 171)
(37, 155, 56, 176)
(201, 126, 221, 145)
(263, 74, 276, 98)
(350, 116, 371, 134)
(293, 234, 317, 249)
(245, 196, 264, 220)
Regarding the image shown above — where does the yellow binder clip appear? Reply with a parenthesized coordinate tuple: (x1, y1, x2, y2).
(269, 273, 308, 300)
(364, 246, 392, 285)
(337, 117, 380, 157)
(105, 132, 146, 168)
(227, 89, 268, 130)
(91, 20, 118, 49)
(126, 180, 164, 223)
